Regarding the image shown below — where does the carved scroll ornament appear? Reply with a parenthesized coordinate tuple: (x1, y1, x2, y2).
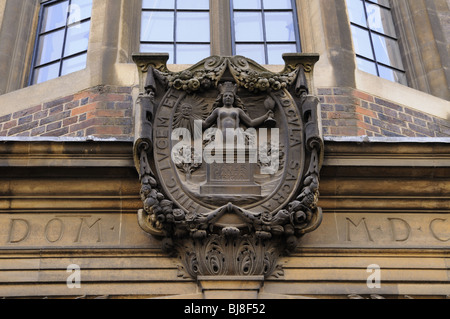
(133, 54, 323, 278)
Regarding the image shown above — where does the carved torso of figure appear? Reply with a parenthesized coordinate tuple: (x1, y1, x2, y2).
(202, 90, 271, 135)
(217, 106, 240, 133)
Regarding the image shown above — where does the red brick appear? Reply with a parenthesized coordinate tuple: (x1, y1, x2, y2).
(0, 114, 12, 123)
(356, 114, 364, 122)
(86, 126, 124, 136)
(95, 110, 125, 118)
(68, 118, 100, 133)
(330, 126, 358, 136)
(116, 87, 132, 94)
(329, 112, 355, 119)
(46, 121, 62, 132)
(357, 128, 367, 136)
(401, 128, 416, 137)
(114, 102, 133, 110)
(41, 127, 69, 137)
(374, 98, 403, 112)
(33, 110, 49, 121)
(357, 121, 381, 134)
(317, 88, 333, 95)
(325, 96, 353, 104)
(12, 105, 42, 119)
(89, 93, 129, 103)
(64, 100, 81, 111)
(3, 119, 17, 130)
(63, 116, 79, 127)
(31, 126, 46, 136)
(71, 103, 100, 116)
(49, 104, 64, 115)
(356, 106, 377, 118)
(383, 107, 398, 118)
(408, 123, 434, 137)
(39, 111, 71, 126)
(352, 90, 374, 102)
(18, 115, 33, 125)
(398, 112, 413, 123)
(43, 96, 74, 110)
(404, 107, 433, 122)
(73, 91, 91, 101)
(321, 104, 334, 112)
(8, 121, 39, 136)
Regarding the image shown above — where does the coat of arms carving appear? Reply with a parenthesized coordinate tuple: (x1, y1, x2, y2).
(132, 54, 323, 278)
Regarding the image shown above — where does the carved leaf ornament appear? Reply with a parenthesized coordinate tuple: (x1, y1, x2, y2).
(133, 54, 323, 278)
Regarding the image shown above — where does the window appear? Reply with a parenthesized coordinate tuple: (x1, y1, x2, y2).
(29, 0, 92, 85)
(346, 0, 407, 85)
(231, 0, 301, 64)
(140, 0, 211, 64)
(140, 0, 301, 65)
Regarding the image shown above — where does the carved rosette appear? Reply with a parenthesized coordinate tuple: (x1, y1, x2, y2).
(132, 53, 324, 279)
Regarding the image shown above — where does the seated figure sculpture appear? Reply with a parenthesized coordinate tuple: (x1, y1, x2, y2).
(199, 82, 274, 197)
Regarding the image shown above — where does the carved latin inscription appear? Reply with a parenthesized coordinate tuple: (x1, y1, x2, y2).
(341, 214, 450, 245)
(1, 212, 448, 249)
(1, 214, 122, 248)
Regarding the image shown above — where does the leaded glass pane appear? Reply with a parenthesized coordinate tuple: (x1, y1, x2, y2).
(41, 1, 69, 32)
(36, 30, 65, 65)
(234, 12, 264, 42)
(141, 11, 174, 42)
(61, 53, 87, 76)
(177, 12, 210, 42)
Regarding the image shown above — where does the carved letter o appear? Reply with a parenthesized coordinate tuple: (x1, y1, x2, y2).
(45, 218, 65, 243)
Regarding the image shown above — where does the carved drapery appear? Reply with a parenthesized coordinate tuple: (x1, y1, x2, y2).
(132, 54, 323, 278)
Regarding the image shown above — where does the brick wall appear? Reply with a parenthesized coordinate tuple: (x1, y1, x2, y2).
(1, 85, 449, 139)
(0, 86, 133, 138)
(319, 87, 450, 138)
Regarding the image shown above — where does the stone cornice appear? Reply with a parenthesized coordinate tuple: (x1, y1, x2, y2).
(0, 137, 449, 169)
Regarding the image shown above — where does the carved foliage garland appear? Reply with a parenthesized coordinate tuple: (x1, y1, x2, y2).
(132, 54, 323, 279)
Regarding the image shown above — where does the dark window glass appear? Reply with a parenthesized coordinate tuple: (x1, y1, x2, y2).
(346, 0, 407, 85)
(30, 0, 92, 85)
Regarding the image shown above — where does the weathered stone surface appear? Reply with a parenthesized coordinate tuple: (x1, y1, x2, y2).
(0, 213, 159, 250)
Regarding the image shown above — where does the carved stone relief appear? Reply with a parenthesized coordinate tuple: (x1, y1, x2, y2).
(132, 54, 324, 278)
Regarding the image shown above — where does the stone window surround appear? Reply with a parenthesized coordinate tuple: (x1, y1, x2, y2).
(0, 0, 448, 123)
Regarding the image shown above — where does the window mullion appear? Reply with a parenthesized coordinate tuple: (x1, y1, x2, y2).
(361, 0, 380, 77)
(59, 0, 72, 77)
(260, 0, 269, 64)
(28, 4, 46, 86)
(173, 0, 178, 63)
(229, 0, 236, 56)
(291, 0, 302, 52)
